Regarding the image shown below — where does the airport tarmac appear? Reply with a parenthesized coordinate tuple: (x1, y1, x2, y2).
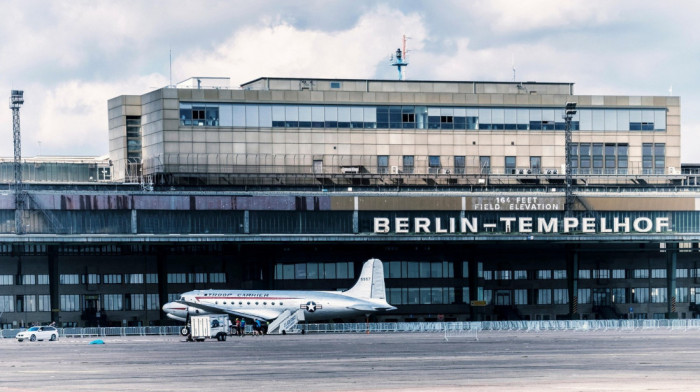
(1, 329, 699, 391)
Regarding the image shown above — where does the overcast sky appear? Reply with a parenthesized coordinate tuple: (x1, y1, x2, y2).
(2, 1, 700, 161)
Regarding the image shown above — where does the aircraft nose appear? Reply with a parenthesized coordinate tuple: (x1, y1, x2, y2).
(162, 302, 174, 313)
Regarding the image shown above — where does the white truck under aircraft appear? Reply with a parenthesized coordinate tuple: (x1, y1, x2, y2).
(187, 315, 230, 341)
(163, 258, 396, 334)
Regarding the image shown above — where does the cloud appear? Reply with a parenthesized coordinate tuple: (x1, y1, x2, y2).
(174, 5, 427, 86)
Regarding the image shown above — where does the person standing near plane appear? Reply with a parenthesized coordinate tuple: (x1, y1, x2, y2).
(240, 318, 246, 336)
(234, 318, 241, 335)
(254, 319, 262, 336)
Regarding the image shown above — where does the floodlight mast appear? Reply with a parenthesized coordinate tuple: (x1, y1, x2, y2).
(564, 102, 577, 217)
(10, 90, 24, 234)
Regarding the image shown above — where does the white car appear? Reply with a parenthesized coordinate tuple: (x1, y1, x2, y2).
(16, 326, 59, 342)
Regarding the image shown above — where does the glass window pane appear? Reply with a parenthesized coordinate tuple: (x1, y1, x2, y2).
(245, 105, 259, 127)
(233, 105, 246, 126)
(605, 109, 617, 130)
(258, 105, 272, 127)
(617, 110, 629, 131)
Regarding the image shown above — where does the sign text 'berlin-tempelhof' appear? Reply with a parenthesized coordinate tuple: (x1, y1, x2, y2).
(373, 216, 670, 234)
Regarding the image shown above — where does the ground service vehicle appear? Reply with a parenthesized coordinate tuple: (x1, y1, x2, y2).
(182, 315, 229, 341)
(16, 326, 59, 342)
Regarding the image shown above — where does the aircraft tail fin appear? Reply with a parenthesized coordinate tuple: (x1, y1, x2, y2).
(344, 258, 386, 300)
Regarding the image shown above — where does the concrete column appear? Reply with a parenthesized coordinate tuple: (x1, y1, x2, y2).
(131, 209, 137, 234)
(47, 245, 59, 324)
(567, 246, 579, 319)
(667, 243, 678, 319)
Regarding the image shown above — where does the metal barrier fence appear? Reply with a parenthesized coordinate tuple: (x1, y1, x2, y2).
(3, 320, 700, 339)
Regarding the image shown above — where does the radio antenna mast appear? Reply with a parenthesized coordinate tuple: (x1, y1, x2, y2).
(390, 35, 409, 81)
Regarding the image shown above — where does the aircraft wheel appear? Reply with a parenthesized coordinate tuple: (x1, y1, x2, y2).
(30, 335, 36, 342)
(281, 330, 286, 335)
(221, 334, 227, 342)
(180, 327, 190, 336)
(50, 334, 57, 341)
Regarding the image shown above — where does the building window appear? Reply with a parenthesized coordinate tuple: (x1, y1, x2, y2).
(514, 289, 528, 305)
(454, 156, 465, 174)
(553, 270, 567, 279)
(578, 270, 591, 279)
(428, 156, 441, 174)
(59, 274, 79, 285)
(553, 289, 569, 304)
(514, 270, 527, 280)
(612, 288, 626, 303)
(0, 275, 13, 285)
(530, 156, 541, 174)
(593, 269, 610, 279)
(86, 274, 100, 284)
(127, 294, 144, 311)
(403, 156, 414, 174)
(480, 156, 491, 174)
(210, 273, 226, 283)
(195, 273, 207, 283)
(634, 269, 649, 279)
(0, 295, 14, 312)
(377, 155, 388, 174)
(103, 274, 122, 284)
(505, 156, 516, 174)
(651, 269, 667, 279)
(537, 270, 552, 280)
(676, 287, 688, 303)
(537, 289, 552, 305)
(167, 273, 187, 284)
(126, 274, 144, 284)
(578, 288, 591, 304)
(37, 275, 49, 285)
(21, 275, 36, 285)
(147, 294, 160, 310)
(632, 288, 649, 303)
(60, 295, 80, 311)
(612, 269, 626, 279)
(330, 82, 341, 89)
(650, 288, 667, 303)
(38, 295, 50, 312)
(103, 294, 123, 311)
(146, 274, 158, 284)
(462, 261, 469, 278)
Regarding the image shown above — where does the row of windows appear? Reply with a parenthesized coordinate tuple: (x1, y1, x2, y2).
(471, 287, 700, 306)
(384, 261, 455, 279)
(273, 262, 355, 280)
(60, 274, 159, 285)
(477, 268, 700, 281)
(386, 287, 455, 305)
(179, 103, 667, 132)
(166, 273, 227, 284)
(0, 275, 50, 285)
(59, 294, 160, 311)
(0, 295, 51, 312)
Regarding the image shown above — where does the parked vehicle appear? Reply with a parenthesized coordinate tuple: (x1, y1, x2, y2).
(16, 326, 59, 342)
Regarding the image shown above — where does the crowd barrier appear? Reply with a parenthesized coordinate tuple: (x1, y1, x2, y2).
(3, 319, 700, 339)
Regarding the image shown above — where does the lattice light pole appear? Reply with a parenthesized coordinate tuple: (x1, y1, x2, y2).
(564, 102, 577, 216)
(10, 90, 24, 234)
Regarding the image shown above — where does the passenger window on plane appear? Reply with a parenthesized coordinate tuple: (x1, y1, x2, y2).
(280, 302, 283, 305)
(247, 302, 250, 305)
(215, 301, 218, 304)
(263, 302, 267, 305)
(239, 302, 242, 305)
(255, 302, 259, 305)
(223, 301, 226, 305)
(271, 302, 275, 305)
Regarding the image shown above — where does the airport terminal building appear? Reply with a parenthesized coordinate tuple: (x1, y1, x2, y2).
(0, 76, 698, 328)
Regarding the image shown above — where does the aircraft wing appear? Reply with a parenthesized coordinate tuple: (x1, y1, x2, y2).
(177, 300, 279, 321)
(347, 303, 397, 312)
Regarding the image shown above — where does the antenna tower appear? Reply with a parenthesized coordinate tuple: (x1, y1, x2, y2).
(391, 35, 409, 80)
(10, 90, 25, 234)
